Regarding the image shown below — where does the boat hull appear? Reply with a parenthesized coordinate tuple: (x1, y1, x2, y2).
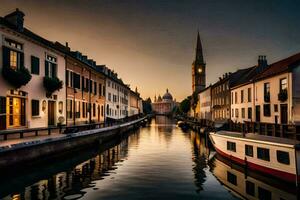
(209, 133, 300, 183)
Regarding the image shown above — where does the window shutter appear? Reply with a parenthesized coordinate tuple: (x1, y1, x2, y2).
(19, 52, 24, 69)
(82, 76, 85, 91)
(2, 46, 10, 67)
(66, 70, 69, 86)
(45, 61, 49, 77)
(0, 96, 6, 130)
(53, 64, 57, 78)
(31, 56, 40, 75)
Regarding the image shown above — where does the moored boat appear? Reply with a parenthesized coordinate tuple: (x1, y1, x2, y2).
(209, 131, 300, 183)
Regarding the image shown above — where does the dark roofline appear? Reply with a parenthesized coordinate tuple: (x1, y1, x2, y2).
(0, 17, 64, 56)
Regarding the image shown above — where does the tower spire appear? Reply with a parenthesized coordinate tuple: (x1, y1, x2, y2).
(195, 31, 204, 64)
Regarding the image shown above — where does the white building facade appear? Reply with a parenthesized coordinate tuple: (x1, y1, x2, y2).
(0, 10, 66, 130)
(199, 86, 212, 120)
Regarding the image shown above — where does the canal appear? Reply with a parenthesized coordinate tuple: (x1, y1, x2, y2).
(0, 116, 297, 200)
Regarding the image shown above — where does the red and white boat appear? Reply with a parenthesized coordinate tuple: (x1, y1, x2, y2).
(209, 131, 300, 183)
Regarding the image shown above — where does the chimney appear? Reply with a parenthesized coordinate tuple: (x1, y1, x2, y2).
(66, 42, 69, 48)
(257, 55, 268, 73)
(4, 8, 25, 32)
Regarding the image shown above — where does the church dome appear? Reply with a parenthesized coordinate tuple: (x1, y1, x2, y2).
(162, 89, 173, 100)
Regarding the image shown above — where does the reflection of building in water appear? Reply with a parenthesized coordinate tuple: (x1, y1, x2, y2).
(210, 156, 297, 200)
(190, 131, 208, 192)
(152, 89, 177, 115)
(155, 116, 174, 133)
(6, 139, 129, 200)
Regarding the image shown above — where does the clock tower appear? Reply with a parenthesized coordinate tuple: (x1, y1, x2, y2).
(192, 32, 206, 94)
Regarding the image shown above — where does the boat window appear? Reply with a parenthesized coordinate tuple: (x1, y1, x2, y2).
(245, 145, 253, 157)
(246, 181, 255, 196)
(257, 147, 270, 161)
(276, 150, 290, 165)
(227, 141, 236, 152)
(227, 171, 237, 186)
(258, 187, 272, 200)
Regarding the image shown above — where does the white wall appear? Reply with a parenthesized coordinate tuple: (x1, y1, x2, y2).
(0, 28, 66, 128)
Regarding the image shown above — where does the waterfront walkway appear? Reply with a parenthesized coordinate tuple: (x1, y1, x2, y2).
(0, 133, 64, 148)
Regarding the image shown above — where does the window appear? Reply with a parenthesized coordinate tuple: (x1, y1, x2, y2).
(75, 101, 80, 118)
(258, 187, 272, 200)
(248, 88, 251, 102)
(73, 73, 80, 89)
(93, 103, 96, 117)
(280, 78, 287, 91)
(82, 102, 86, 118)
(274, 104, 278, 112)
(235, 92, 238, 104)
(103, 85, 106, 96)
(231, 92, 233, 104)
(264, 82, 270, 102)
(248, 107, 252, 119)
(235, 108, 239, 118)
(99, 84, 102, 97)
(3, 45, 23, 71)
(242, 108, 245, 118)
(227, 141, 236, 152)
(108, 93, 111, 101)
(67, 99, 73, 119)
(277, 150, 290, 165)
(246, 181, 255, 196)
(257, 147, 270, 161)
(31, 56, 40, 75)
(94, 82, 97, 95)
(245, 145, 253, 157)
(227, 172, 237, 185)
(31, 100, 39, 116)
(101, 105, 104, 117)
(263, 104, 271, 117)
(89, 80, 93, 93)
(241, 90, 244, 103)
(232, 109, 234, 117)
(85, 78, 89, 92)
(45, 54, 57, 78)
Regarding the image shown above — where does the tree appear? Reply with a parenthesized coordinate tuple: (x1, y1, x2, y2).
(143, 97, 152, 114)
(191, 91, 199, 117)
(179, 96, 191, 114)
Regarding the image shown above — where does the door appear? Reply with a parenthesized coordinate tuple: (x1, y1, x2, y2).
(6, 97, 25, 128)
(48, 101, 55, 126)
(256, 105, 260, 122)
(0, 97, 6, 130)
(280, 104, 288, 124)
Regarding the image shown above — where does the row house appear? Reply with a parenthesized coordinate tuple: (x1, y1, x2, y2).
(129, 88, 142, 116)
(198, 85, 211, 120)
(0, 9, 66, 130)
(231, 54, 300, 125)
(254, 53, 300, 125)
(230, 56, 268, 123)
(210, 68, 252, 123)
(100, 66, 131, 120)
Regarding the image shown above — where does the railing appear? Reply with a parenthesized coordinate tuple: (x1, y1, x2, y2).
(228, 120, 300, 140)
(0, 114, 145, 141)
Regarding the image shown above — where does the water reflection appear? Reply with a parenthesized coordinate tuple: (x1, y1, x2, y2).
(2, 116, 294, 200)
(209, 155, 297, 200)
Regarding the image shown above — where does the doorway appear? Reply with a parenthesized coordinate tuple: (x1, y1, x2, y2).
(256, 105, 260, 122)
(6, 96, 26, 128)
(48, 101, 55, 126)
(280, 104, 288, 124)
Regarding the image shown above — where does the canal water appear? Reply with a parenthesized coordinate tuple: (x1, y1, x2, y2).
(0, 116, 297, 200)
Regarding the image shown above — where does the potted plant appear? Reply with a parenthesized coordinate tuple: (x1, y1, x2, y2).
(2, 66, 31, 88)
(43, 76, 63, 98)
(278, 89, 288, 102)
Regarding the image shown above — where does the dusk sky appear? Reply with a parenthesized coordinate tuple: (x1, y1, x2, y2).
(1, 0, 300, 101)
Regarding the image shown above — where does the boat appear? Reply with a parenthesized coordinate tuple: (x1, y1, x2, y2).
(209, 131, 300, 183)
(210, 155, 297, 200)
